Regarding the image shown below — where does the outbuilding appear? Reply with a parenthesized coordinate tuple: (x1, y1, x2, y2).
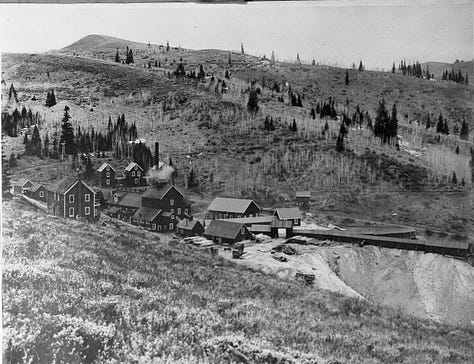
(204, 220, 253, 244)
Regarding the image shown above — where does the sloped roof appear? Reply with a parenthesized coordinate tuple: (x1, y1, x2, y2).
(177, 219, 203, 231)
(296, 191, 311, 198)
(207, 197, 260, 214)
(142, 184, 186, 201)
(133, 207, 162, 221)
(204, 220, 248, 240)
(115, 192, 142, 209)
(97, 162, 115, 172)
(15, 178, 32, 187)
(49, 176, 77, 194)
(125, 162, 143, 172)
(274, 207, 302, 220)
(221, 216, 274, 225)
(23, 183, 44, 192)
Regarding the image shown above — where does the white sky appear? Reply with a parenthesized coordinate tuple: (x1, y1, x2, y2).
(0, 0, 472, 69)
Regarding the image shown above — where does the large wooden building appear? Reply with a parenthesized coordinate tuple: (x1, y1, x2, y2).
(97, 163, 116, 187)
(204, 220, 253, 244)
(123, 162, 144, 187)
(47, 177, 98, 221)
(207, 197, 261, 219)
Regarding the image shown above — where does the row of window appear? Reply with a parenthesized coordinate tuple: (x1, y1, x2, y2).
(68, 194, 91, 203)
(170, 208, 188, 215)
(68, 207, 91, 217)
(131, 171, 141, 177)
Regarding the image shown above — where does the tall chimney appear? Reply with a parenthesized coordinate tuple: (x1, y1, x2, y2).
(154, 142, 159, 167)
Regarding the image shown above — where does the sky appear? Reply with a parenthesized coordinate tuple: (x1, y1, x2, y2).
(0, 0, 472, 69)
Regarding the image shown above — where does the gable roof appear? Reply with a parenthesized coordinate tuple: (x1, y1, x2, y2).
(97, 162, 115, 172)
(15, 178, 32, 187)
(204, 220, 249, 240)
(49, 176, 77, 194)
(207, 197, 261, 214)
(116, 192, 142, 209)
(142, 184, 185, 201)
(125, 162, 143, 172)
(274, 207, 302, 220)
(23, 183, 44, 193)
(133, 207, 162, 221)
(177, 219, 203, 231)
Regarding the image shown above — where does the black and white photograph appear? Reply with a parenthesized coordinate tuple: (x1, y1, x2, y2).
(1, 0, 473, 362)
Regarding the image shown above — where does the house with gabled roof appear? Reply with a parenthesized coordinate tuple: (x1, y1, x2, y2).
(204, 219, 253, 244)
(207, 197, 261, 219)
(97, 162, 116, 187)
(124, 162, 144, 187)
(13, 178, 33, 194)
(274, 207, 302, 226)
(177, 218, 205, 237)
(132, 206, 162, 231)
(23, 182, 48, 203)
(46, 177, 98, 221)
(295, 191, 310, 208)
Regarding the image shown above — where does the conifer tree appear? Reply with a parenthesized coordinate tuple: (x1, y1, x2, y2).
(197, 64, 205, 80)
(291, 119, 298, 132)
(392, 62, 396, 73)
(247, 88, 259, 114)
(436, 114, 444, 134)
(336, 122, 347, 151)
(241, 43, 245, 55)
(2, 149, 12, 198)
(166, 41, 170, 52)
(345, 69, 350, 85)
(358, 60, 364, 72)
(296, 53, 301, 64)
(9, 153, 18, 168)
(426, 113, 431, 129)
(9, 84, 18, 102)
(187, 168, 198, 188)
(460, 118, 469, 140)
(115, 48, 120, 63)
(452, 171, 457, 184)
(228, 52, 232, 65)
(271, 51, 275, 63)
(443, 121, 449, 135)
(60, 106, 75, 155)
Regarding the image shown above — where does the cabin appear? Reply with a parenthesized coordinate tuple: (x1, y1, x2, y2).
(23, 183, 48, 203)
(177, 218, 205, 237)
(274, 207, 302, 226)
(207, 197, 261, 219)
(47, 177, 98, 221)
(97, 163, 116, 187)
(124, 162, 144, 187)
(204, 220, 253, 244)
(104, 191, 141, 222)
(13, 178, 33, 194)
(132, 206, 163, 231)
(296, 191, 310, 209)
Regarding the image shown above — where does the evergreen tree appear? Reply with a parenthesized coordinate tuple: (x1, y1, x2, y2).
(392, 62, 396, 73)
(197, 64, 205, 80)
(8, 153, 18, 168)
(228, 52, 232, 65)
(358, 60, 364, 72)
(336, 122, 347, 152)
(2, 149, 12, 198)
(174, 63, 186, 77)
(426, 113, 431, 129)
(291, 119, 298, 132)
(25, 125, 42, 156)
(296, 53, 301, 64)
(82, 156, 95, 181)
(271, 51, 275, 63)
(455, 145, 460, 155)
(452, 171, 457, 184)
(115, 48, 120, 63)
(166, 41, 170, 52)
(8, 84, 18, 102)
(374, 99, 390, 143)
(187, 168, 198, 188)
(43, 133, 50, 157)
(126, 48, 134, 64)
(345, 69, 350, 85)
(389, 103, 398, 141)
(60, 106, 75, 155)
(460, 118, 469, 140)
(45, 89, 57, 107)
(241, 43, 244, 55)
(436, 114, 444, 133)
(247, 88, 259, 114)
(443, 121, 449, 135)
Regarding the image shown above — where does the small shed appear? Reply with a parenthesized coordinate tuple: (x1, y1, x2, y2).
(204, 220, 253, 244)
(296, 191, 310, 209)
(274, 207, 302, 226)
(23, 183, 48, 202)
(13, 178, 33, 194)
(177, 218, 205, 237)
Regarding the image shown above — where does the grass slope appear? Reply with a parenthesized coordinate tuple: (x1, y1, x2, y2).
(2, 198, 474, 363)
(422, 60, 473, 79)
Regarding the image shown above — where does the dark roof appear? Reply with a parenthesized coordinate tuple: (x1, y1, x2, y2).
(177, 219, 203, 231)
(125, 162, 143, 172)
(23, 183, 44, 192)
(49, 176, 77, 194)
(250, 225, 272, 232)
(142, 184, 186, 201)
(208, 197, 261, 214)
(112, 192, 142, 209)
(274, 207, 302, 220)
(296, 191, 311, 198)
(204, 220, 248, 240)
(133, 207, 162, 221)
(97, 163, 115, 172)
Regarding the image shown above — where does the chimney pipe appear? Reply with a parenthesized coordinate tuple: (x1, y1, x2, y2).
(154, 142, 159, 167)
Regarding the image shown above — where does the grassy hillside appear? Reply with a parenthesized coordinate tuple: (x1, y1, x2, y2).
(3, 198, 474, 363)
(422, 60, 473, 79)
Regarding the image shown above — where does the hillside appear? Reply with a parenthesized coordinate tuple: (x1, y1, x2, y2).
(60, 34, 151, 53)
(422, 60, 473, 79)
(3, 198, 474, 363)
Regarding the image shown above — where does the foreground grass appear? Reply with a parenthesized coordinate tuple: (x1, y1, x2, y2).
(2, 198, 474, 363)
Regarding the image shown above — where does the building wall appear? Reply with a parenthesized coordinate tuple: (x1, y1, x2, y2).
(142, 187, 191, 218)
(124, 166, 144, 187)
(58, 182, 96, 220)
(99, 167, 116, 187)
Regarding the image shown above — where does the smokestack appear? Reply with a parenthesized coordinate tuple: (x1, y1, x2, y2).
(154, 142, 159, 167)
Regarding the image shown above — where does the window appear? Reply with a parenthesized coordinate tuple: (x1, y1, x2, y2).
(134, 178, 138, 185)
(106, 172, 110, 178)
(39, 191, 44, 197)
(294, 218, 299, 224)
(69, 207, 74, 217)
(170, 199, 174, 206)
(169, 223, 174, 230)
(170, 208, 174, 214)
(106, 179, 110, 185)
(241, 227, 245, 235)
(158, 225, 162, 231)
(132, 171, 135, 177)
(152, 224, 156, 230)
(178, 208, 181, 215)
(171, 215, 174, 220)
(184, 208, 188, 214)
(85, 207, 90, 215)
(137, 171, 140, 177)
(69, 194, 74, 203)
(85, 194, 90, 202)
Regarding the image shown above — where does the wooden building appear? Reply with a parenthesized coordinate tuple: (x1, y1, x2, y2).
(23, 183, 48, 203)
(207, 197, 261, 219)
(177, 218, 205, 237)
(124, 162, 144, 187)
(204, 220, 253, 244)
(47, 177, 98, 221)
(296, 191, 310, 209)
(13, 178, 33, 194)
(97, 163, 116, 187)
(274, 207, 302, 226)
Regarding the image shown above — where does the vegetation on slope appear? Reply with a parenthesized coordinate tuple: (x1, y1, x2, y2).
(2, 199, 474, 363)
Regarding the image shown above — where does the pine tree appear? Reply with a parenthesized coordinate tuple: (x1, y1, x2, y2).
(443, 121, 449, 135)
(389, 103, 398, 141)
(426, 113, 431, 129)
(358, 60, 364, 72)
(460, 118, 469, 140)
(9, 84, 18, 102)
(187, 168, 198, 188)
(25, 125, 42, 156)
(455, 145, 460, 154)
(336, 122, 347, 152)
(2, 149, 12, 198)
(271, 51, 275, 63)
(115, 48, 120, 63)
(228, 52, 232, 65)
(82, 156, 95, 180)
(166, 41, 170, 52)
(392, 62, 396, 73)
(291, 119, 298, 132)
(241, 43, 244, 55)
(46, 89, 57, 107)
(60, 106, 75, 155)
(452, 171, 457, 184)
(43, 133, 50, 157)
(345, 69, 350, 85)
(197, 64, 205, 80)
(8, 153, 18, 168)
(296, 53, 301, 64)
(436, 114, 444, 133)
(247, 89, 259, 114)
